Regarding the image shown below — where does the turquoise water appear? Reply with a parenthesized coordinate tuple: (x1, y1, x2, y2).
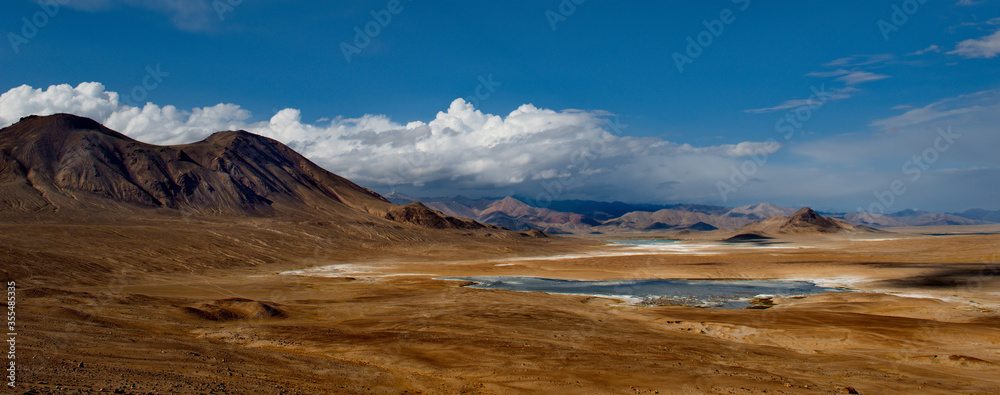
(444, 277, 848, 308)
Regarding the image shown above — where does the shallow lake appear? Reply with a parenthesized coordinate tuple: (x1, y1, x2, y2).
(443, 277, 849, 308)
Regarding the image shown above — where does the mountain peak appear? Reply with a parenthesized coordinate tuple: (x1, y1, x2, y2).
(21, 113, 104, 130)
(206, 129, 256, 141)
(782, 207, 841, 232)
(790, 207, 820, 219)
(2, 113, 133, 142)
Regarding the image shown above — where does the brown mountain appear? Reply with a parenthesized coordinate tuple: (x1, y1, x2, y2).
(601, 208, 752, 231)
(0, 114, 491, 231)
(737, 207, 878, 235)
(384, 202, 485, 229)
(479, 197, 593, 226)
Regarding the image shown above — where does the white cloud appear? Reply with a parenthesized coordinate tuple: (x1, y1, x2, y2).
(0, 83, 120, 124)
(822, 54, 894, 68)
(105, 103, 252, 145)
(909, 45, 940, 55)
(805, 69, 889, 85)
(835, 71, 890, 85)
(0, 82, 783, 204)
(743, 98, 828, 114)
(805, 69, 850, 78)
(743, 87, 854, 114)
(747, 55, 890, 115)
(949, 29, 1000, 58)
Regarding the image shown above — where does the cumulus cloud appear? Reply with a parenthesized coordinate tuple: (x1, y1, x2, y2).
(949, 29, 1000, 58)
(0, 82, 782, 204)
(0, 82, 119, 124)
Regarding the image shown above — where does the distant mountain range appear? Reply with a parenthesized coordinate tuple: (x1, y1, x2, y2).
(387, 193, 998, 234)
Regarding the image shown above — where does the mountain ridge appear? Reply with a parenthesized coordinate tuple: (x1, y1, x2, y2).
(388, 195, 991, 234)
(0, 114, 506, 234)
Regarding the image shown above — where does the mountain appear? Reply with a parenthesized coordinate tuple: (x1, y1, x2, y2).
(386, 196, 887, 234)
(598, 204, 794, 232)
(477, 196, 599, 231)
(951, 208, 1000, 223)
(0, 114, 493, 232)
(842, 212, 906, 227)
(725, 203, 798, 221)
(603, 209, 725, 230)
(737, 207, 877, 235)
(885, 209, 983, 226)
(533, 199, 672, 221)
(383, 202, 485, 229)
(382, 194, 994, 234)
(838, 209, 990, 227)
(0, 114, 394, 217)
(682, 221, 718, 232)
(387, 195, 599, 232)
(535, 199, 729, 220)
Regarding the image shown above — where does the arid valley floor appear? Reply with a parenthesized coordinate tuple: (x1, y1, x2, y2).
(4, 219, 1000, 394)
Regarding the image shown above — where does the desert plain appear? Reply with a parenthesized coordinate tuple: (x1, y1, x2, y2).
(4, 216, 1000, 394)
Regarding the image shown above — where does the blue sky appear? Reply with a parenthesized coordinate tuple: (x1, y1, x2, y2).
(2, 0, 999, 212)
